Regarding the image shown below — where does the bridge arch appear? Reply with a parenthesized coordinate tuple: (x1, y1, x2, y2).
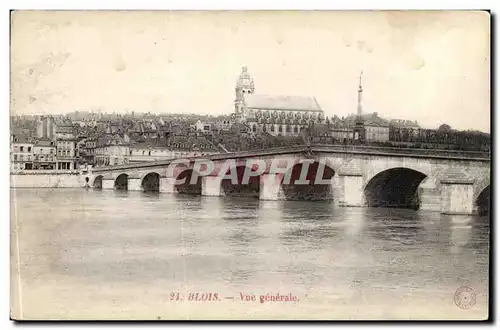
(175, 168, 202, 194)
(363, 167, 427, 209)
(475, 185, 490, 216)
(473, 178, 490, 203)
(221, 165, 261, 198)
(114, 173, 129, 190)
(280, 160, 336, 201)
(141, 172, 161, 192)
(93, 175, 103, 189)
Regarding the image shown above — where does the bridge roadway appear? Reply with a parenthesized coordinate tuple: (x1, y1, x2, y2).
(89, 144, 491, 216)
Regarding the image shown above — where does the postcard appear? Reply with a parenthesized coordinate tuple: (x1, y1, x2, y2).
(10, 10, 490, 320)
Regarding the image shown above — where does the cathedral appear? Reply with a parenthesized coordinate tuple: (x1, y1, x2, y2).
(234, 66, 325, 137)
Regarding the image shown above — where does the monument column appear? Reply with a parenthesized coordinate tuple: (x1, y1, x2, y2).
(353, 70, 366, 141)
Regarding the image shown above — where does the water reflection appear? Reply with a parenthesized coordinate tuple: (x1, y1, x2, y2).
(449, 223, 472, 254)
(209, 196, 263, 284)
(365, 208, 428, 251)
(257, 200, 285, 223)
(279, 201, 341, 251)
(140, 191, 161, 201)
(444, 214, 489, 254)
(448, 214, 473, 226)
(343, 208, 366, 237)
(112, 189, 130, 199)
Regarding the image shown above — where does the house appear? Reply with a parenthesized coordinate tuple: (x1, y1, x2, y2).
(390, 119, 420, 141)
(10, 135, 34, 171)
(95, 134, 130, 167)
(34, 139, 57, 170)
(194, 120, 216, 134)
(344, 112, 390, 142)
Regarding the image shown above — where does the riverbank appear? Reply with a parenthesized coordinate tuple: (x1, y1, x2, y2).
(10, 171, 88, 188)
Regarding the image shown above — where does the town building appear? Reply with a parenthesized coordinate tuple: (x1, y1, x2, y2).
(129, 144, 174, 162)
(300, 122, 353, 144)
(55, 120, 78, 170)
(213, 116, 233, 133)
(330, 127, 354, 141)
(77, 137, 97, 166)
(95, 134, 130, 167)
(128, 143, 213, 162)
(233, 66, 324, 137)
(11, 116, 37, 139)
(344, 112, 390, 142)
(33, 139, 57, 170)
(10, 135, 34, 171)
(194, 120, 216, 134)
(326, 116, 355, 141)
(56, 139, 77, 170)
(389, 119, 421, 141)
(167, 134, 219, 157)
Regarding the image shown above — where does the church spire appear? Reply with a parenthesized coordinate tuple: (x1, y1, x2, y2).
(357, 70, 363, 116)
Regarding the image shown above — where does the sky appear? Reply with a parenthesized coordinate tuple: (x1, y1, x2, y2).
(10, 10, 490, 132)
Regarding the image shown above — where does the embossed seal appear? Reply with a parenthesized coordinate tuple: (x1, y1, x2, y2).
(454, 286, 476, 310)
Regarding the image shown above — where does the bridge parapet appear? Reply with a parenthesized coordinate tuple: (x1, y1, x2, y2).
(311, 144, 490, 160)
(92, 144, 490, 174)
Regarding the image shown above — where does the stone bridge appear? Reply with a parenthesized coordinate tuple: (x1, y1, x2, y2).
(88, 144, 491, 215)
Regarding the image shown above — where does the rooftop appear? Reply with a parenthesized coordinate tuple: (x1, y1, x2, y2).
(390, 119, 420, 128)
(11, 135, 31, 144)
(244, 94, 323, 112)
(345, 112, 390, 127)
(35, 139, 55, 147)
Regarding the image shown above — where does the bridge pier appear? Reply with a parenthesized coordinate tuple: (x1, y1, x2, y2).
(128, 177, 142, 191)
(419, 177, 441, 212)
(160, 177, 178, 193)
(102, 178, 115, 190)
(202, 176, 224, 197)
(440, 180, 475, 215)
(259, 173, 285, 201)
(338, 173, 364, 207)
(330, 174, 342, 206)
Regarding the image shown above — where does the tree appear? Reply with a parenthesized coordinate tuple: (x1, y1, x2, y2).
(438, 124, 451, 132)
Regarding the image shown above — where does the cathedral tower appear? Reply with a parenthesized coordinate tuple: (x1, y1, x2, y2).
(234, 66, 255, 121)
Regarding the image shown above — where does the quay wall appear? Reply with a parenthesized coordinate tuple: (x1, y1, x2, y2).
(10, 171, 89, 188)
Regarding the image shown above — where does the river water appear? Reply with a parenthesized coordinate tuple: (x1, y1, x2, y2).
(10, 188, 490, 320)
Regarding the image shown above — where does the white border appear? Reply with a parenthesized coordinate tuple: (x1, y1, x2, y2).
(4, 0, 500, 10)
(1, 1, 497, 328)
